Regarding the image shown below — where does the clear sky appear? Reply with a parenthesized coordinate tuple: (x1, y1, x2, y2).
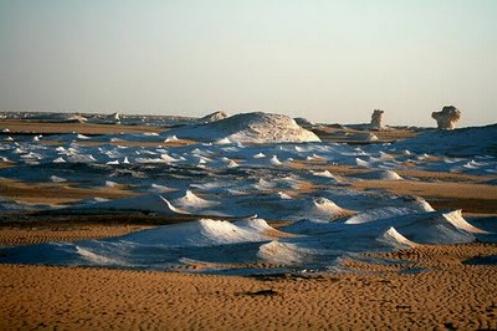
(0, 0, 496, 126)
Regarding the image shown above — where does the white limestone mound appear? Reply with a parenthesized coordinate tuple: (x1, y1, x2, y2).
(82, 194, 188, 215)
(165, 112, 321, 143)
(432, 105, 461, 130)
(377, 227, 418, 249)
(121, 218, 271, 247)
(442, 210, 488, 234)
(348, 132, 379, 142)
(294, 197, 353, 221)
(257, 241, 312, 265)
(390, 211, 476, 244)
(50, 175, 67, 183)
(149, 183, 176, 193)
(65, 114, 88, 123)
(172, 190, 220, 210)
(276, 191, 293, 200)
(270, 155, 283, 166)
(356, 170, 403, 180)
(233, 218, 286, 238)
(76, 134, 91, 140)
(345, 202, 432, 225)
(164, 135, 179, 143)
(53, 157, 66, 163)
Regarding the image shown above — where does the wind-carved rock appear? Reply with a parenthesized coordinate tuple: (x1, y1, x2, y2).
(432, 106, 461, 130)
(370, 109, 384, 129)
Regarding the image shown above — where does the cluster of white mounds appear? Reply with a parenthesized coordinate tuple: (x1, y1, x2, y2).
(385, 210, 479, 245)
(345, 198, 434, 225)
(396, 124, 497, 156)
(121, 218, 276, 247)
(165, 112, 321, 143)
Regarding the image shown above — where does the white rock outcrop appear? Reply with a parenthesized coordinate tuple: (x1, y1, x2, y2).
(165, 112, 321, 143)
(370, 109, 384, 129)
(432, 106, 461, 130)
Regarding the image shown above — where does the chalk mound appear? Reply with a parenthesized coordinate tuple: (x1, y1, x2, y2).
(65, 114, 88, 123)
(122, 218, 273, 247)
(356, 169, 403, 180)
(198, 111, 229, 123)
(377, 226, 418, 249)
(257, 240, 313, 265)
(172, 190, 220, 210)
(80, 194, 187, 215)
(166, 112, 321, 143)
(294, 197, 353, 221)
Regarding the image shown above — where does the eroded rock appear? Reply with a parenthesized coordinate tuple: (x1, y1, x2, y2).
(432, 106, 461, 130)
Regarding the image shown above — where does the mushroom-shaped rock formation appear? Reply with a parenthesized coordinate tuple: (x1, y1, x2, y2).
(370, 109, 384, 129)
(432, 106, 461, 130)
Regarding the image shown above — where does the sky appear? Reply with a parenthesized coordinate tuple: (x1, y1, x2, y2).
(0, 0, 496, 127)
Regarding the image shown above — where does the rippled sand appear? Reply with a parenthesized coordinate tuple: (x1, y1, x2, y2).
(1, 246, 497, 330)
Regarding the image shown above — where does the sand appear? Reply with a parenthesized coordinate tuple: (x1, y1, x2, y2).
(0, 225, 151, 247)
(0, 178, 135, 205)
(1, 243, 497, 330)
(0, 119, 162, 134)
(1, 120, 497, 329)
(1, 216, 497, 329)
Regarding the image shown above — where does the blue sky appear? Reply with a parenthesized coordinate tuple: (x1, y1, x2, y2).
(0, 0, 496, 126)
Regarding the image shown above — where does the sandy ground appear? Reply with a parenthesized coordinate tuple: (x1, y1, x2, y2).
(1, 243, 497, 330)
(0, 178, 135, 205)
(313, 126, 417, 143)
(0, 224, 152, 247)
(0, 119, 162, 134)
(1, 122, 497, 329)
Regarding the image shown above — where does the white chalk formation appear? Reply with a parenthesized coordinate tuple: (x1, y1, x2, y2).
(166, 112, 321, 143)
(370, 109, 384, 129)
(432, 106, 461, 130)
